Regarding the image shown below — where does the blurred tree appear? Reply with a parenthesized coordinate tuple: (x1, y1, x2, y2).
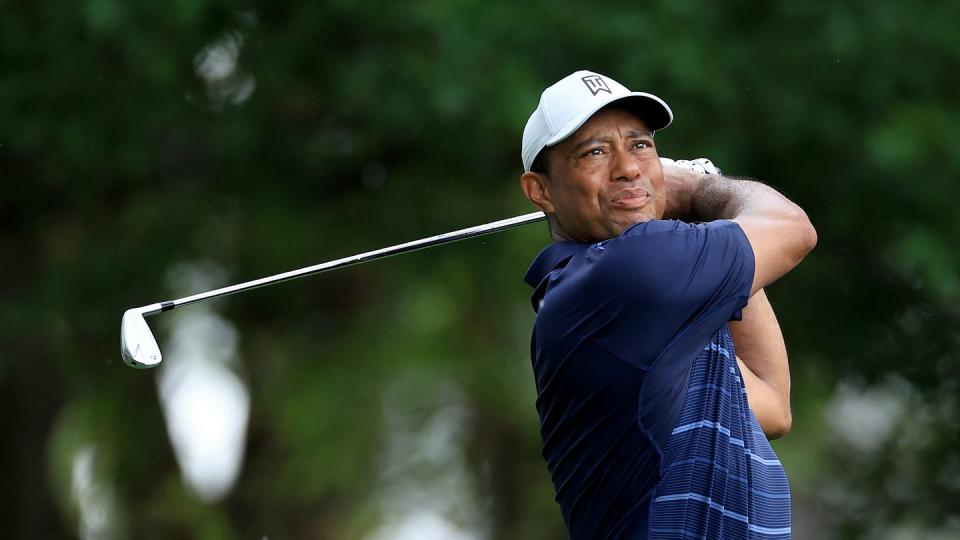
(1, 0, 957, 538)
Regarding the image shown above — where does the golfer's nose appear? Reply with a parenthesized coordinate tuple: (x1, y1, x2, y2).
(610, 148, 642, 182)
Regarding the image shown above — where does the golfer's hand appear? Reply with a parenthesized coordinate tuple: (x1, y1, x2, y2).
(660, 157, 722, 175)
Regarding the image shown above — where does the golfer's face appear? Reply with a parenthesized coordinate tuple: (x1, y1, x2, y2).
(546, 108, 665, 243)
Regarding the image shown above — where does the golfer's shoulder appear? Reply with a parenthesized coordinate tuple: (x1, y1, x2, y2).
(620, 218, 743, 239)
(606, 219, 714, 254)
(614, 219, 746, 254)
(594, 219, 748, 279)
(579, 221, 683, 284)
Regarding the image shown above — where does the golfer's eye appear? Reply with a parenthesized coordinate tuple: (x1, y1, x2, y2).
(632, 140, 652, 150)
(582, 147, 604, 157)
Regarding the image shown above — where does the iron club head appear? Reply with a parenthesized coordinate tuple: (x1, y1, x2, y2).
(121, 305, 164, 368)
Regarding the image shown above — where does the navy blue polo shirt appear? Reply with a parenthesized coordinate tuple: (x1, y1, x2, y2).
(523, 219, 791, 539)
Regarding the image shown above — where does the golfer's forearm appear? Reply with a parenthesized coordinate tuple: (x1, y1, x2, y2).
(689, 175, 798, 223)
(664, 169, 804, 222)
(729, 289, 792, 439)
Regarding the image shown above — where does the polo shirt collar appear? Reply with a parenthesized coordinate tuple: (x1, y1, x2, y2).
(523, 241, 587, 288)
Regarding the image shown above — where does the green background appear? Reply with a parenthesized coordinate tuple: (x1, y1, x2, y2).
(2, 1, 958, 538)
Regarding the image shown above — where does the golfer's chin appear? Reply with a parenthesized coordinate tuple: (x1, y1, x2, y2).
(605, 207, 657, 235)
(555, 207, 657, 243)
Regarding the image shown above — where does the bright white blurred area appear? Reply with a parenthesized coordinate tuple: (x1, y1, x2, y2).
(71, 445, 118, 540)
(826, 378, 910, 454)
(366, 380, 485, 540)
(820, 375, 960, 536)
(192, 11, 257, 109)
(369, 511, 476, 540)
(157, 262, 250, 503)
(825, 375, 943, 457)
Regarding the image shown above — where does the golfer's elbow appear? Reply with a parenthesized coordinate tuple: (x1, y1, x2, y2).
(751, 391, 793, 440)
(766, 409, 793, 440)
(798, 208, 818, 256)
(785, 204, 818, 263)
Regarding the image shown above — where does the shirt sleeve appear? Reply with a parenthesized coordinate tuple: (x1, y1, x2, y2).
(593, 219, 755, 454)
(590, 219, 755, 367)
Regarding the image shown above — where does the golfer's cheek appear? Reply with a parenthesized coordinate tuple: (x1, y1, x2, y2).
(655, 192, 667, 217)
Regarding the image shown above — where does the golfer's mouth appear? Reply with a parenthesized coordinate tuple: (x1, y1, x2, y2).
(610, 189, 650, 209)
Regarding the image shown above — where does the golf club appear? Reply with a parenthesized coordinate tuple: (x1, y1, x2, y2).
(121, 211, 547, 368)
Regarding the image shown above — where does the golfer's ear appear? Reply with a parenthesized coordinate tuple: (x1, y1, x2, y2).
(520, 172, 555, 214)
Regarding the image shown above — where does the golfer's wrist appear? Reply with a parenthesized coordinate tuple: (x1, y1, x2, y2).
(662, 167, 707, 220)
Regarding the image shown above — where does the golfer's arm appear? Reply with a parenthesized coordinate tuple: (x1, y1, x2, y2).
(665, 169, 817, 294)
(729, 289, 791, 439)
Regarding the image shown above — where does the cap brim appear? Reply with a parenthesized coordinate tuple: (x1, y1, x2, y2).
(544, 92, 674, 148)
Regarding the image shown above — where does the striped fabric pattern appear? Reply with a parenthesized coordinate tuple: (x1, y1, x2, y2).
(648, 325, 791, 538)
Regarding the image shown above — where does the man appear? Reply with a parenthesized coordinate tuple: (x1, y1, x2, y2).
(518, 70, 816, 539)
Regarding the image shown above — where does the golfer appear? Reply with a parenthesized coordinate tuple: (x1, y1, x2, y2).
(519, 71, 816, 539)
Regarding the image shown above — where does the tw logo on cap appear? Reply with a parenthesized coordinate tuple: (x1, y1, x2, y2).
(581, 75, 612, 96)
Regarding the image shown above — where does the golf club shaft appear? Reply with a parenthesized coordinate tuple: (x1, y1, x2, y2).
(140, 211, 547, 317)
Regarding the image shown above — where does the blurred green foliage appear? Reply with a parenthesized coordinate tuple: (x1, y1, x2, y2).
(2, 0, 958, 538)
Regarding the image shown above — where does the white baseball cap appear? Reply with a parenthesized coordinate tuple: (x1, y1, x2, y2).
(521, 70, 673, 172)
